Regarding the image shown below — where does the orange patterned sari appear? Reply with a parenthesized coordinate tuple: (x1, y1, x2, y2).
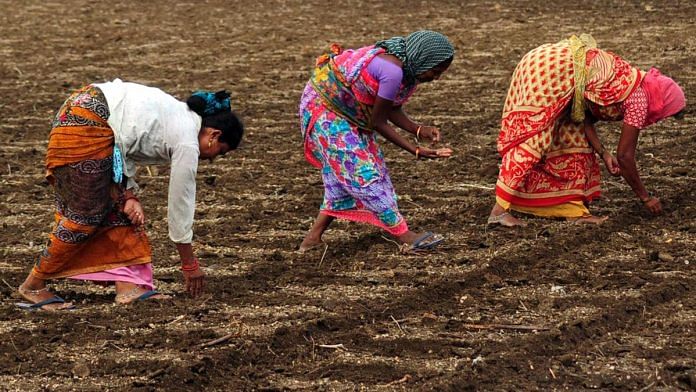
(496, 36, 643, 214)
(33, 86, 151, 280)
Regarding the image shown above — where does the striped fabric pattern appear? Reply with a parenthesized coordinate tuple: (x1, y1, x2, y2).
(376, 30, 454, 84)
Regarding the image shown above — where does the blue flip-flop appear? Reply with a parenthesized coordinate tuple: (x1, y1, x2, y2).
(116, 289, 166, 304)
(16, 296, 75, 311)
(135, 290, 161, 301)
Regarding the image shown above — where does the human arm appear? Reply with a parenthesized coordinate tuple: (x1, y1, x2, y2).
(120, 153, 145, 224)
(582, 118, 621, 176)
(388, 106, 441, 143)
(176, 242, 205, 297)
(368, 55, 449, 157)
(372, 97, 451, 159)
(616, 123, 662, 214)
(169, 144, 206, 296)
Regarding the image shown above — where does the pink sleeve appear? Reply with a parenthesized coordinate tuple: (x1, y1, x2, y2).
(622, 87, 648, 129)
(366, 56, 403, 101)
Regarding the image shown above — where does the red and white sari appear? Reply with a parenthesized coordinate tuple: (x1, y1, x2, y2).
(495, 36, 643, 216)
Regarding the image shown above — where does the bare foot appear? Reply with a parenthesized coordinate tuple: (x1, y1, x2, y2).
(488, 202, 527, 227)
(569, 215, 608, 225)
(488, 212, 527, 227)
(298, 236, 325, 253)
(115, 282, 169, 304)
(299, 213, 334, 253)
(395, 231, 421, 245)
(397, 231, 445, 253)
(17, 283, 74, 311)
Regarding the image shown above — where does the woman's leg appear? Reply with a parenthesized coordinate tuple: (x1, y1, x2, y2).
(70, 263, 166, 304)
(339, 169, 441, 246)
(18, 161, 112, 308)
(494, 118, 603, 224)
(300, 174, 436, 248)
(488, 140, 543, 227)
(394, 230, 427, 245)
(18, 274, 72, 310)
(490, 127, 557, 227)
(114, 282, 170, 304)
(489, 200, 528, 227)
(300, 213, 335, 251)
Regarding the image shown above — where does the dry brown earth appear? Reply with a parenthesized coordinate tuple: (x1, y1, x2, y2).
(0, 1, 694, 390)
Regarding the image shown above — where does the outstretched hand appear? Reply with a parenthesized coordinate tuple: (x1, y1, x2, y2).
(418, 146, 453, 159)
(601, 151, 621, 176)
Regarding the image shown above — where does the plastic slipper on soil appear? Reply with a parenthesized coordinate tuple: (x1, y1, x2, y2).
(16, 296, 75, 311)
(116, 289, 167, 304)
(135, 290, 161, 301)
(400, 232, 444, 253)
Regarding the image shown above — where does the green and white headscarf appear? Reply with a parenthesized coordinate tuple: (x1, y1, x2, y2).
(375, 30, 455, 85)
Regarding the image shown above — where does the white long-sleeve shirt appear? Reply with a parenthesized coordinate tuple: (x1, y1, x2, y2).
(95, 79, 201, 243)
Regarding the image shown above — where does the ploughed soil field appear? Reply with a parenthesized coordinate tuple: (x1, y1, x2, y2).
(1, 1, 694, 390)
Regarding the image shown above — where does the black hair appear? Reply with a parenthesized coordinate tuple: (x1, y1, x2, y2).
(436, 56, 454, 69)
(186, 93, 244, 149)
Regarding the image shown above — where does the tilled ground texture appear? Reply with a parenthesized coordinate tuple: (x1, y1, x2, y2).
(0, 1, 694, 391)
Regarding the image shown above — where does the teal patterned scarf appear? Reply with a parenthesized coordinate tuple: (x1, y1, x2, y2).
(376, 30, 455, 85)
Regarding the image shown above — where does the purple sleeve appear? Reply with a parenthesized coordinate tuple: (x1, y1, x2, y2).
(366, 56, 404, 101)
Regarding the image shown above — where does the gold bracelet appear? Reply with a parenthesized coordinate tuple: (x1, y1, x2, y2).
(416, 126, 422, 140)
(415, 147, 420, 160)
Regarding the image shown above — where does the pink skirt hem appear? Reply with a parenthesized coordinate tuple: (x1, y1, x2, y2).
(69, 263, 154, 290)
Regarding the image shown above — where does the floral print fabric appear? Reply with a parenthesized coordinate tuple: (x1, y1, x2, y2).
(299, 45, 414, 234)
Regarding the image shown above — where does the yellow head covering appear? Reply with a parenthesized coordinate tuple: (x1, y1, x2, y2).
(566, 34, 597, 123)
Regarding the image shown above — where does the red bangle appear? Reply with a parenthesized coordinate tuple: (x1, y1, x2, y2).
(642, 196, 656, 205)
(181, 257, 200, 272)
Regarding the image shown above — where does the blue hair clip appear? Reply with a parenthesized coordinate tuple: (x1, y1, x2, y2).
(192, 90, 231, 116)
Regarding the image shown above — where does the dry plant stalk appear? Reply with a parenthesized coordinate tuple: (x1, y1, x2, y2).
(462, 323, 549, 331)
(318, 343, 346, 351)
(386, 374, 412, 386)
